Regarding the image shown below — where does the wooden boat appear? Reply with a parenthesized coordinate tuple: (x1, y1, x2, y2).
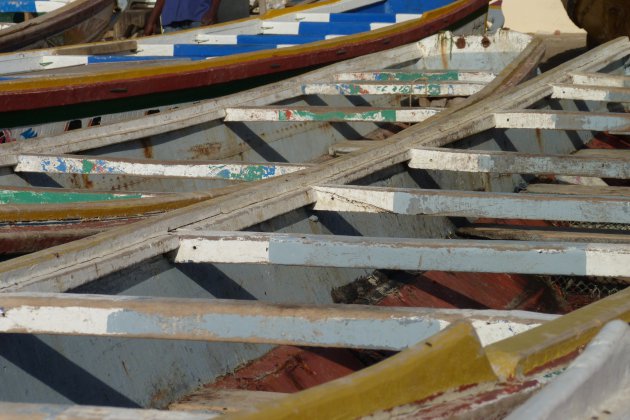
(1, 33, 630, 417)
(0, 0, 125, 52)
(0, 0, 491, 123)
(0, 29, 536, 255)
(561, 0, 630, 47)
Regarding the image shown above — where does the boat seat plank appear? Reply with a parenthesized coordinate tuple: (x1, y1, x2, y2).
(458, 225, 630, 244)
(552, 83, 630, 102)
(408, 147, 630, 178)
(0, 293, 554, 349)
(292, 12, 421, 24)
(333, 70, 496, 83)
(174, 231, 630, 277)
(311, 184, 630, 223)
(494, 110, 630, 132)
(169, 389, 287, 413)
(524, 183, 630, 197)
(55, 40, 139, 56)
(302, 81, 485, 96)
(575, 148, 630, 159)
(570, 71, 630, 88)
(260, 21, 391, 36)
(224, 106, 442, 122)
(15, 154, 310, 181)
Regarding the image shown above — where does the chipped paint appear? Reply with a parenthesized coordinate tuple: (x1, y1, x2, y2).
(0, 189, 148, 205)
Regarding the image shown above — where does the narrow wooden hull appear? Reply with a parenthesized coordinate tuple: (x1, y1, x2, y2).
(0, 0, 119, 52)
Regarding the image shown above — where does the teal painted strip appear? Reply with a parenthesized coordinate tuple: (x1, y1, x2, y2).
(0, 190, 145, 205)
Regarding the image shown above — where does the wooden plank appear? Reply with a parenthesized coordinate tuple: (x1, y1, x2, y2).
(0, 402, 219, 419)
(0, 293, 552, 349)
(224, 106, 441, 122)
(575, 148, 630, 159)
(15, 154, 309, 181)
(174, 231, 630, 277)
(570, 72, 630, 87)
(301, 81, 485, 96)
(524, 183, 630, 197)
(311, 185, 630, 223)
(333, 70, 496, 83)
(55, 40, 138, 56)
(170, 389, 286, 413)
(552, 84, 630, 102)
(328, 140, 380, 155)
(458, 226, 630, 244)
(494, 110, 630, 132)
(408, 147, 630, 178)
(507, 320, 630, 420)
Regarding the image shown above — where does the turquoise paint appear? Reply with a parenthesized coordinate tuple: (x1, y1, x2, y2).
(0, 190, 144, 205)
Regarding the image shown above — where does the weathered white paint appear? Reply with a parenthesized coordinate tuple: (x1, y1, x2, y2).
(311, 185, 630, 223)
(132, 44, 175, 57)
(15, 154, 309, 180)
(0, 55, 88, 75)
(174, 231, 630, 277)
(260, 21, 301, 34)
(333, 70, 496, 83)
(408, 147, 630, 178)
(0, 293, 553, 349)
(552, 84, 630, 103)
(192, 34, 238, 44)
(507, 320, 630, 420)
(301, 81, 484, 96)
(494, 110, 630, 132)
(292, 13, 422, 23)
(570, 72, 630, 88)
(224, 106, 442, 122)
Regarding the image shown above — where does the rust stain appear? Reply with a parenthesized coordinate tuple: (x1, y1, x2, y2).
(481, 36, 491, 48)
(455, 37, 466, 49)
(535, 128, 544, 154)
(140, 138, 153, 159)
(190, 143, 222, 160)
(81, 174, 94, 189)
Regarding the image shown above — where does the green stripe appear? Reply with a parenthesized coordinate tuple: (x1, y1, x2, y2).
(0, 190, 144, 205)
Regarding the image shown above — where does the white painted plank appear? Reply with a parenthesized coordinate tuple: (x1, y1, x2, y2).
(311, 185, 630, 223)
(333, 70, 496, 83)
(570, 72, 630, 88)
(494, 110, 630, 132)
(408, 147, 630, 178)
(552, 84, 630, 102)
(174, 231, 630, 277)
(224, 106, 442, 122)
(0, 293, 554, 349)
(302, 81, 485, 96)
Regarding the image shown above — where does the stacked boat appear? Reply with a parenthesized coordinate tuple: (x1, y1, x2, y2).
(1, 0, 630, 418)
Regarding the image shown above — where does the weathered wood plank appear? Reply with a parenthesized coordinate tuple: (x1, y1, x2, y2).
(174, 231, 630, 277)
(170, 389, 286, 413)
(494, 110, 630, 132)
(0, 293, 553, 349)
(0, 402, 219, 419)
(408, 147, 630, 178)
(54, 40, 138, 56)
(224, 106, 441, 122)
(575, 148, 630, 159)
(524, 183, 630, 197)
(552, 84, 630, 102)
(570, 72, 630, 88)
(301, 81, 484, 96)
(328, 140, 380, 155)
(15, 154, 309, 181)
(311, 185, 630, 223)
(458, 226, 630, 244)
(334, 70, 496, 83)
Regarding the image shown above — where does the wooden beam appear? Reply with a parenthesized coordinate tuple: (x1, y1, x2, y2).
(311, 185, 630, 223)
(224, 106, 441, 122)
(408, 147, 630, 178)
(301, 81, 485, 96)
(328, 140, 380, 155)
(174, 231, 630, 277)
(552, 84, 630, 102)
(55, 40, 138, 56)
(570, 72, 630, 88)
(0, 293, 552, 349)
(169, 389, 287, 413)
(524, 183, 630, 197)
(0, 402, 218, 419)
(15, 154, 309, 181)
(494, 110, 630, 132)
(334, 70, 496, 83)
(458, 225, 630, 244)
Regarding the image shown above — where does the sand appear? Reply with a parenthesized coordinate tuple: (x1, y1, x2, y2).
(502, 0, 585, 34)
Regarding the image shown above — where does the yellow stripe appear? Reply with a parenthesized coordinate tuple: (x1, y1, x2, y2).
(225, 322, 498, 420)
(1, 0, 472, 92)
(486, 285, 630, 379)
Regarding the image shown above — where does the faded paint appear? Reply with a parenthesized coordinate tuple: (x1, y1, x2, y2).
(225, 107, 441, 123)
(301, 81, 484, 96)
(0, 189, 147, 205)
(494, 110, 630, 132)
(334, 70, 496, 83)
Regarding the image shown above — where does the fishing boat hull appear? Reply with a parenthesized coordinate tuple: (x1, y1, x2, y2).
(0, 0, 121, 52)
